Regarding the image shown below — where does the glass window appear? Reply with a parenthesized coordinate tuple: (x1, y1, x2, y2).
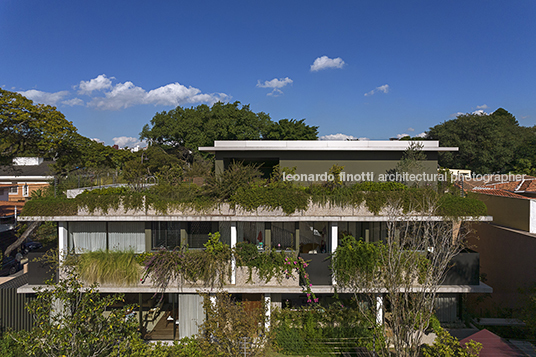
(152, 222, 182, 249)
(271, 222, 295, 250)
(9, 186, 17, 194)
(23, 184, 29, 197)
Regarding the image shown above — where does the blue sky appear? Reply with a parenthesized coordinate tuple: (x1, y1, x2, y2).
(2, 0, 535, 148)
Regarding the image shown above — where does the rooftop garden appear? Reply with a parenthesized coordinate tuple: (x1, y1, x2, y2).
(21, 163, 487, 217)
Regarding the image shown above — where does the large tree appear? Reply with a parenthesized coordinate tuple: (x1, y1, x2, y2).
(140, 101, 272, 151)
(0, 89, 78, 164)
(427, 108, 536, 174)
(263, 118, 318, 140)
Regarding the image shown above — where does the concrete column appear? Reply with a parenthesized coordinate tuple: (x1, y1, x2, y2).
(231, 222, 237, 284)
(330, 222, 338, 285)
(376, 294, 384, 325)
(264, 293, 271, 331)
(58, 222, 68, 265)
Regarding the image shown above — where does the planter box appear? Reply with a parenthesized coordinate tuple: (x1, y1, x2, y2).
(234, 266, 300, 287)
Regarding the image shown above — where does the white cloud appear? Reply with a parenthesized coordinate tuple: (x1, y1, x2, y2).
(62, 98, 84, 106)
(18, 89, 70, 106)
(450, 112, 464, 118)
(86, 77, 229, 110)
(310, 56, 345, 72)
(364, 84, 390, 97)
(476, 104, 488, 109)
(256, 77, 293, 96)
(472, 109, 489, 115)
(319, 133, 358, 141)
(407, 127, 415, 132)
(112, 136, 147, 148)
(396, 132, 427, 139)
(91, 138, 104, 144)
(78, 74, 114, 95)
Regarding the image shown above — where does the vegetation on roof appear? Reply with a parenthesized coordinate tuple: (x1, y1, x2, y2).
(21, 163, 487, 218)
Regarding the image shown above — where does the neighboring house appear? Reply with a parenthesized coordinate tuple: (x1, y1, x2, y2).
(17, 141, 491, 340)
(0, 157, 54, 202)
(460, 176, 536, 313)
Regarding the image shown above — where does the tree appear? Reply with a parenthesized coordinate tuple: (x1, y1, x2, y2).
(197, 292, 266, 356)
(140, 101, 272, 152)
(332, 195, 468, 357)
(427, 108, 536, 174)
(263, 118, 318, 140)
(13, 270, 139, 357)
(0, 89, 78, 164)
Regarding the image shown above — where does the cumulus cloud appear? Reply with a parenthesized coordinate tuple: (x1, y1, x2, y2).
(472, 109, 489, 115)
(256, 77, 293, 96)
(310, 56, 345, 72)
(396, 132, 427, 139)
(78, 74, 113, 94)
(476, 104, 488, 109)
(112, 136, 146, 149)
(16, 75, 229, 111)
(62, 98, 84, 106)
(18, 89, 70, 106)
(407, 127, 415, 132)
(364, 84, 390, 97)
(84, 76, 229, 110)
(319, 133, 358, 141)
(91, 138, 104, 144)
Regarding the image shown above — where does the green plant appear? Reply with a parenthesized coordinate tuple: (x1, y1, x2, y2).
(14, 270, 139, 357)
(197, 292, 266, 356)
(422, 327, 482, 357)
(74, 249, 140, 286)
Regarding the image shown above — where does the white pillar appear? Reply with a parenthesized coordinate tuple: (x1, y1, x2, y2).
(264, 293, 271, 331)
(330, 222, 338, 285)
(58, 222, 68, 265)
(376, 294, 384, 325)
(231, 222, 237, 284)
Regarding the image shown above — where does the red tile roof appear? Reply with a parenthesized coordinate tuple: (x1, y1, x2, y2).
(459, 329, 523, 356)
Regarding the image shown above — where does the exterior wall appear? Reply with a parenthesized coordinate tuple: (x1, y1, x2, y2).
(467, 222, 536, 312)
(0, 274, 34, 332)
(475, 194, 531, 232)
(7, 182, 49, 202)
(215, 150, 438, 182)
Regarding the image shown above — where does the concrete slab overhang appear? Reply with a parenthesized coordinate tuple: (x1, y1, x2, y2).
(199, 140, 459, 153)
(17, 282, 492, 295)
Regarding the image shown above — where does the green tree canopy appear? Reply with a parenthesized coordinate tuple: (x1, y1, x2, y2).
(263, 118, 318, 140)
(0, 89, 78, 164)
(53, 133, 136, 175)
(427, 108, 536, 174)
(140, 101, 272, 151)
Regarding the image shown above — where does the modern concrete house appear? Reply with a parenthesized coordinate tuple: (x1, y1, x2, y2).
(17, 141, 492, 339)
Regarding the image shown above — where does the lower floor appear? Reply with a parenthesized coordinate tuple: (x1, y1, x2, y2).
(108, 292, 468, 341)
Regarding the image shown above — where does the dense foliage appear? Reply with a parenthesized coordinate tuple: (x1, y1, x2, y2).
(428, 108, 536, 174)
(11, 270, 139, 357)
(140, 102, 319, 153)
(272, 300, 381, 355)
(0, 89, 78, 165)
(22, 178, 487, 218)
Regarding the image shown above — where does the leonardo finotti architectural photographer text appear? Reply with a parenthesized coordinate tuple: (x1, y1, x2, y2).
(282, 172, 526, 183)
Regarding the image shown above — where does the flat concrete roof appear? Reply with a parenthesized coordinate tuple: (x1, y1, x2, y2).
(199, 140, 459, 152)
